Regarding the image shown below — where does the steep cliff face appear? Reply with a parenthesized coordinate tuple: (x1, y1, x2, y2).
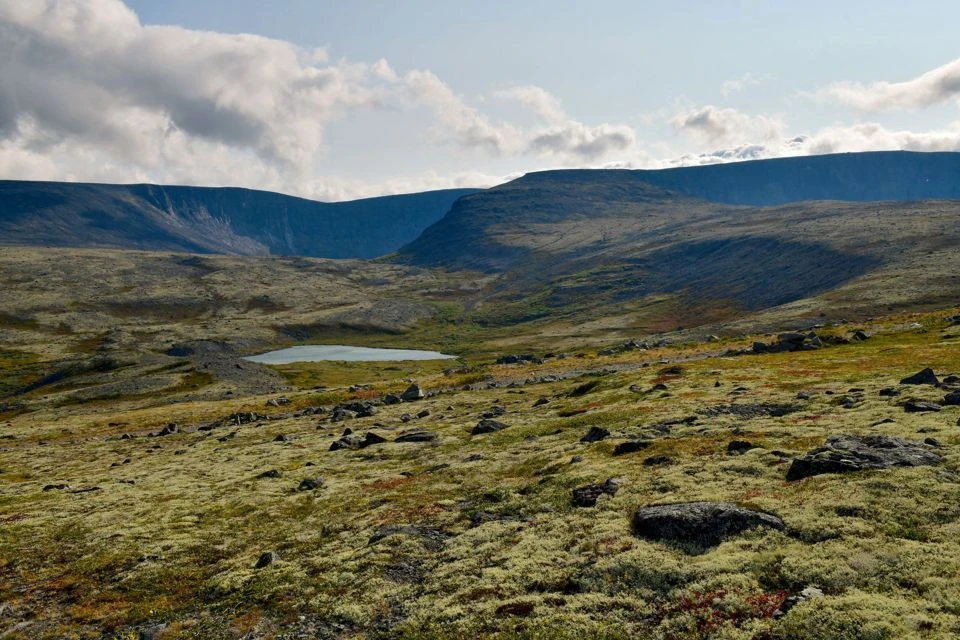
(0, 181, 479, 258)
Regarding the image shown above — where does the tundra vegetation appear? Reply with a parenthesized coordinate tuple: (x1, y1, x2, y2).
(1, 245, 959, 639)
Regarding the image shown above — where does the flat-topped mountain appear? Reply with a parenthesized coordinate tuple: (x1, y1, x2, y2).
(396, 151, 960, 328)
(0, 181, 478, 258)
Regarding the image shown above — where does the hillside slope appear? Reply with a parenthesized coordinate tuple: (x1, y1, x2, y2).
(396, 152, 960, 332)
(0, 181, 479, 258)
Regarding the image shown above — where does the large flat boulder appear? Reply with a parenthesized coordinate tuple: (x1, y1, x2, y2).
(631, 502, 785, 549)
(786, 434, 940, 481)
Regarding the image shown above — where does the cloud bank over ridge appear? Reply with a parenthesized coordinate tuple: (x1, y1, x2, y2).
(2, 1, 960, 200)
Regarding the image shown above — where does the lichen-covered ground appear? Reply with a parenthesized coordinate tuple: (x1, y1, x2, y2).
(2, 312, 960, 639)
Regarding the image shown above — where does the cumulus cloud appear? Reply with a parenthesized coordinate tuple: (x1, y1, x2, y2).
(408, 77, 638, 162)
(0, 0, 409, 198)
(670, 105, 785, 146)
(815, 57, 960, 111)
(0, 0, 641, 198)
(405, 70, 522, 155)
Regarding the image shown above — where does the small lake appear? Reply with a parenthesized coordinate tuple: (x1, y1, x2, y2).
(244, 344, 458, 365)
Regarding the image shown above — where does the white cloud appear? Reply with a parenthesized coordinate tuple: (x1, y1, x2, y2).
(0, 0, 641, 198)
(405, 70, 522, 155)
(814, 57, 960, 111)
(720, 72, 769, 96)
(665, 120, 960, 168)
(406, 77, 639, 162)
(670, 105, 785, 146)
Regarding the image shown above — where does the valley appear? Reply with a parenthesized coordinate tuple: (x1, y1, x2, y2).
(2, 151, 960, 639)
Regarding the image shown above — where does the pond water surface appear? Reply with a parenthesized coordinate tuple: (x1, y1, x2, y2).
(244, 344, 457, 365)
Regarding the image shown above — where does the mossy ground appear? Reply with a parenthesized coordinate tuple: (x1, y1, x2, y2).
(2, 309, 959, 639)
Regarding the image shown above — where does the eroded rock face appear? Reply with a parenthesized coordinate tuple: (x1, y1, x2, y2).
(786, 435, 940, 481)
(631, 502, 785, 548)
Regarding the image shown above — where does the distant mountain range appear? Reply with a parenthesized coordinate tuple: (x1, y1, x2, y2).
(3, 151, 960, 269)
(0, 181, 479, 258)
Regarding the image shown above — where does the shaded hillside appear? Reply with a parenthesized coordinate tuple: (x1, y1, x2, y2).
(396, 152, 960, 330)
(0, 181, 479, 258)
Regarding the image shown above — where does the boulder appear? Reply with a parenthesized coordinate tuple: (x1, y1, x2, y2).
(572, 478, 622, 507)
(471, 419, 507, 435)
(482, 406, 507, 418)
(394, 431, 437, 443)
(330, 408, 358, 422)
(613, 440, 652, 455)
(942, 390, 960, 406)
(297, 477, 324, 491)
(900, 368, 940, 386)
(338, 401, 378, 418)
(401, 384, 425, 402)
(904, 399, 942, 413)
(631, 502, 785, 548)
(329, 434, 362, 451)
(361, 432, 387, 448)
(580, 426, 610, 443)
(727, 440, 757, 455)
(255, 551, 277, 569)
(786, 435, 940, 481)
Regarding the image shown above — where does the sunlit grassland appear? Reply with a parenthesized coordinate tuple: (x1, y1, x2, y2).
(0, 309, 959, 638)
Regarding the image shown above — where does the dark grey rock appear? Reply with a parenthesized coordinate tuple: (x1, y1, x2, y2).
(401, 384, 425, 402)
(900, 368, 940, 386)
(416, 409, 430, 419)
(533, 398, 549, 407)
(471, 419, 507, 435)
(727, 440, 757, 455)
(273, 434, 289, 442)
(942, 390, 960, 406)
(613, 440, 652, 455)
(297, 477, 324, 491)
(361, 432, 388, 448)
(786, 434, 940, 480)
(384, 394, 402, 405)
(482, 406, 507, 419)
(643, 455, 673, 466)
(580, 426, 610, 443)
(631, 502, 785, 548)
(256, 469, 282, 479)
(329, 434, 362, 450)
(331, 408, 358, 422)
(879, 387, 900, 397)
(255, 551, 277, 569)
(394, 431, 437, 443)
(904, 399, 942, 413)
(572, 478, 622, 507)
(151, 424, 178, 437)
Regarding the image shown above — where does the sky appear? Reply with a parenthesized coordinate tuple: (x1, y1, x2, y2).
(3, 1, 960, 201)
